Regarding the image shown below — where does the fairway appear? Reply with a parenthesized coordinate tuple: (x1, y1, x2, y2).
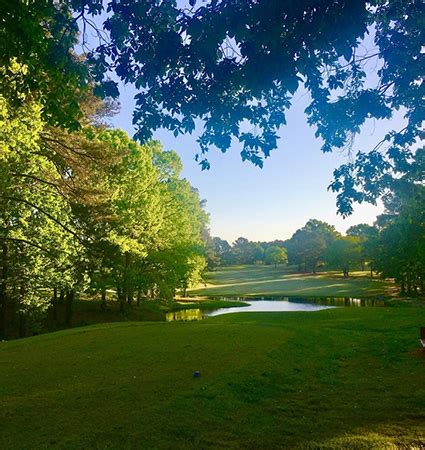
(190, 265, 394, 298)
(2, 308, 425, 449)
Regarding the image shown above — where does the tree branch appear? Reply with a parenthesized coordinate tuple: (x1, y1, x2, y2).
(3, 196, 84, 244)
(0, 237, 57, 257)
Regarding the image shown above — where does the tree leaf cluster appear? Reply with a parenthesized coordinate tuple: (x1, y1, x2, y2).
(2, 1, 423, 214)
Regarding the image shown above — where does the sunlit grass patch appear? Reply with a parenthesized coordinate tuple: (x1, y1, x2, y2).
(192, 265, 393, 298)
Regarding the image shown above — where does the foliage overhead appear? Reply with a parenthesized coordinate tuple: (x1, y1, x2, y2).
(2, 0, 423, 215)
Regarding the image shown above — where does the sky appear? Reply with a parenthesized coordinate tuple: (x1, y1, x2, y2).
(109, 81, 402, 243)
(88, 4, 405, 244)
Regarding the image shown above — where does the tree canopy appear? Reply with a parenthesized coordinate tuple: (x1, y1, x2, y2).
(372, 176, 425, 294)
(2, 0, 423, 215)
(0, 61, 209, 338)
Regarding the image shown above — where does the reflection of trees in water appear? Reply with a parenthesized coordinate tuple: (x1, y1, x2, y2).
(166, 309, 204, 322)
(166, 297, 387, 321)
(289, 297, 386, 307)
(218, 296, 386, 307)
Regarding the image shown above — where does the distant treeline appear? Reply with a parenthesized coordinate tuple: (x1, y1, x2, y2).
(205, 192, 425, 295)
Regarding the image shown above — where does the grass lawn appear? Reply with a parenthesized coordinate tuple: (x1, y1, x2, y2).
(190, 265, 397, 298)
(1, 308, 425, 449)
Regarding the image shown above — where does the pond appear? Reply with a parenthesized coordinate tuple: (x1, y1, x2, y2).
(165, 296, 386, 322)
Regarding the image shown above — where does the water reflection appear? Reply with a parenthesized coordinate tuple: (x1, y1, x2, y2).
(165, 296, 387, 322)
(288, 297, 386, 307)
(206, 299, 334, 317)
(166, 309, 204, 322)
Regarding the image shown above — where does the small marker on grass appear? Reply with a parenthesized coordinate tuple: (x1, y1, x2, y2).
(193, 370, 201, 378)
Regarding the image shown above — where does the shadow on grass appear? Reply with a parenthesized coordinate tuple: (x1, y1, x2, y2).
(1, 308, 424, 448)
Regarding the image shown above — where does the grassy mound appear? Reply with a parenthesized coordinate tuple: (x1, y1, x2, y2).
(2, 308, 424, 448)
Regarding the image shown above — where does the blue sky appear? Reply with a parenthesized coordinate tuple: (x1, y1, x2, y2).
(87, 4, 405, 244)
(109, 81, 403, 243)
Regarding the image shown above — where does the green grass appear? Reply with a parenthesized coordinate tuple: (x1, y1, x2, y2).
(1, 308, 425, 449)
(190, 265, 396, 298)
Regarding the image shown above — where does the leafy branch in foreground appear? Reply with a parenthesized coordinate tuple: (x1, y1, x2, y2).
(2, 1, 423, 214)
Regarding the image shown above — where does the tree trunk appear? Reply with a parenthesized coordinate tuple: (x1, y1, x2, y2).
(0, 243, 8, 338)
(101, 288, 107, 311)
(52, 287, 58, 321)
(18, 312, 26, 338)
(126, 289, 133, 306)
(123, 252, 131, 306)
(65, 289, 74, 326)
(18, 282, 26, 338)
(59, 289, 65, 304)
(117, 285, 125, 312)
(400, 278, 406, 294)
(136, 287, 142, 306)
(406, 276, 412, 294)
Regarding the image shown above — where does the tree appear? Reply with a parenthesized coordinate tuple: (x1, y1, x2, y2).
(289, 230, 326, 273)
(372, 178, 424, 294)
(0, 3, 97, 130)
(200, 225, 221, 270)
(178, 253, 207, 297)
(346, 223, 378, 271)
(212, 237, 233, 266)
(2, 1, 423, 215)
(89, 134, 208, 307)
(264, 246, 288, 268)
(232, 237, 264, 265)
(324, 237, 362, 277)
(302, 220, 341, 244)
(286, 219, 339, 273)
(0, 61, 85, 336)
(0, 60, 209, 336)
